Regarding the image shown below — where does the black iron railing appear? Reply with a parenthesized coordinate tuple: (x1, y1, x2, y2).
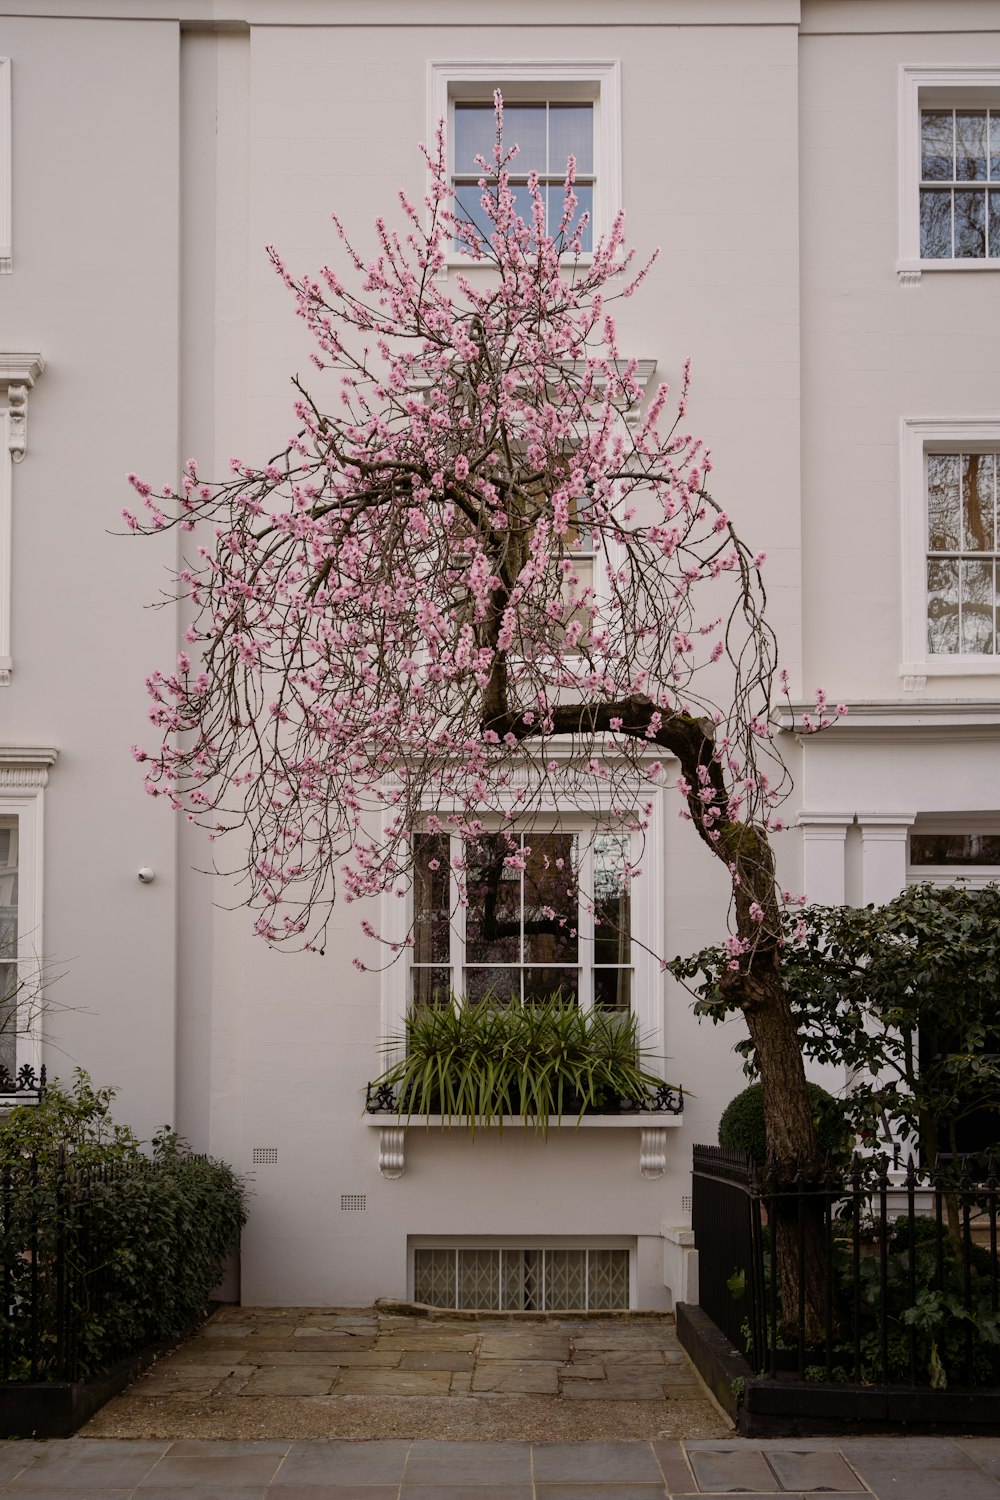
(691, 1143, 1000, 1389)
(0, 1065, 46, 1106)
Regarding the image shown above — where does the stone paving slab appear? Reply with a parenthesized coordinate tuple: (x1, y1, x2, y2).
(3, 1438, 1000, 1496)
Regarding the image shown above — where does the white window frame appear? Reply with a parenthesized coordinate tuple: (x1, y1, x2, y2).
(898, 66, 1000, 284)
(379, 770, 668, 1078)
(428, 60, 622, 267)
(0, 750, 54, 1088)
(907, 812, 1000, 889)
(0, 60, 10, 274)
(900, 416, 1000, 677)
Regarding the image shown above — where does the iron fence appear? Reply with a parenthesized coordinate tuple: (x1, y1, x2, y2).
(691, 1143, 1000, 1389)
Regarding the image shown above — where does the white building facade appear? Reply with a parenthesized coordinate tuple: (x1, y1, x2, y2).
(1, 0, 999, 1309)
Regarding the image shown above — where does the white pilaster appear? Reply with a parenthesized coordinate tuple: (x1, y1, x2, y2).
(859, 815, 916, 906)
(798, 813, 852, 906)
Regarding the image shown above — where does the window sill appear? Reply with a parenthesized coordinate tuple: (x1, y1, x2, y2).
(901, 657, 1000, 678)
(898, 259, 1000, 284)
(363, 1110, 683, 1181)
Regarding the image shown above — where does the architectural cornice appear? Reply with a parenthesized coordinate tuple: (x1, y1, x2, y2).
(0, 746, 59, 789)
(780, 701, 1000, 742)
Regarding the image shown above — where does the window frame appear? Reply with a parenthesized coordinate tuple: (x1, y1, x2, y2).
(409, 1237, 635, 1312)
(379, 768, 667, 1079)
(427, 60, 622, 268)
(0, 753, 51, 1093)
(900, 416, 1000, 677)
(0, 353, 45, 686)
(898, 66, 1000, 283)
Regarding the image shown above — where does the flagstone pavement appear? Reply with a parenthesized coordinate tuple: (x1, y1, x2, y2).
(1, 1435, 1000, 1497)
(82, 1309, 730, 1442)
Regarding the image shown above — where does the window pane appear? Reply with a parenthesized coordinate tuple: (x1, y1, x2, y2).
(992, 112, 1000, 179)
(593, 968, 632, 1013)
(549, 104, 594, 175)
(454, 182, 494, 245)
(522, 967, 579, 1005)
(927, 453, 960, 551)
(911, 833, 1000, 865)
(546, 183, 593, 250)
(454, 103, 498, 173)
(413, 832, 450, 964)
(960, 559, 995, 653)
(0, 819, 17, 1080)
(411, 967, 451, 1007)
(927, 558, 959, 654)
(588, 1249, 630, 1311)
(502, 1250, 527, 1310)
(503, 105, 547, 173)
(523, 834, 578, 964)
(544, 1249, 587, 1310)
(463, 966, 520, 1004)
(989, 190, 1000, 257)
(920, 188, 952, 257)
(954, 189, 987, 257)
(593, 833, 631, 965)
(963, 453, 995, 552)
(922, 111, 954, 180)
(956, 111, 988, 180)
(466, 834, 521, 964)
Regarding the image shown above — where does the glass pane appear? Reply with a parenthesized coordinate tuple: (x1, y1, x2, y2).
(593, 968, 632, 1012)
(545, 1249, 587, 1310)
(413, 1249, 456, 1308)
(411, 967, 451, 1007)
(523, 967, 579, 1005)
(413, 833, 450, 964)
(990, 190, 1000, 257)
(549, 104, 594, 175)
(960, 559, 995, 653)
(463, 966, 520, 1005)
(921, 111, 954, 180)
(955, 189, 986, 257)
(0, 964, 15, 1078)
(962, 453, 995, 552)
(454, 182, 493, 246)
(547, 183, 593, 250)
(458, 1248, 501, 1310)
(911, 833, 1000, 865)
(523, 834, 578, 964)
(588, 1249, 630, 1311)
(503, 105, 547, 172)
(956, 111, 988, 180)
(927, 558, 959, 654)
(466, 834, 521, 964)
(992, 112, 1000, 179)
(454, 103, 498, 173)
(593, 833, 631, 965)
(927, 453, 960, 550)
(920, 188, 952, 257)
(0, 819, 17, 1080)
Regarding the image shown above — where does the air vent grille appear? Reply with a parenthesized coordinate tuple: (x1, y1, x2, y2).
(253, 1147, 278, 1165)
(681, 1194, 692, 1215)
(341, 1194, 367, 1211)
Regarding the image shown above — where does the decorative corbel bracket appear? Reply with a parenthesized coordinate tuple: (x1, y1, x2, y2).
(639, 1126, 668, 1180)
(377, 1125, 407, 1180)
(0, 353, 45, 461)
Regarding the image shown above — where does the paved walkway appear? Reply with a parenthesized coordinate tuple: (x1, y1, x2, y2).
(1, 1435, 1000, 1496)
(84, 1310, 729, 1441)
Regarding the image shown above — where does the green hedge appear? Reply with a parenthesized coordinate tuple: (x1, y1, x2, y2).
(718, 1080, 852, 1167)
(0, 1073, 247, 1382)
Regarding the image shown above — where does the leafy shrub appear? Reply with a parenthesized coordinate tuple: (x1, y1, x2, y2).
(718, 1081, 852, 1166)
(372, 995, 674, 1131)
(0, 1072, 247, 1381)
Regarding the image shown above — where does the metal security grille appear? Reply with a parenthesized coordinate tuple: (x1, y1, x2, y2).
(340, 1194, 367, 1211)
(252, 1147, 278, 1165)
(413, 1247, 629, 1311)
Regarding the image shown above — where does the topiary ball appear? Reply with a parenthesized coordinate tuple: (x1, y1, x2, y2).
(718, 1081, 851, 1165)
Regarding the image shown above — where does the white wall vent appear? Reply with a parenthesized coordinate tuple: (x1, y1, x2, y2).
(681, 1194, 692, 1215)
(252, 1147, 278, 1165)
(341, 1194, 366, 1211)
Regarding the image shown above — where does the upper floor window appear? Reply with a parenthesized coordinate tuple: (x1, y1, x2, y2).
(0, 816, 17, 1079)
(428, 62, 621, 264)
(898, 68, 1000, 282)
(900, 418, 1000, 678)
(453, 100, 594, 251)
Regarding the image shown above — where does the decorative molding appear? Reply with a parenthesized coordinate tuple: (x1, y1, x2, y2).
(0, 354, 45, 462)
(896, 266, 921, 286)
(367, 1112, 682, 1180)
(377, 1126, 406, 1180)
(0, 747, 59, 791)
(639, 1127, 667, 1180)
(902, 674, 927, 692)
(0, 59, 9, 273)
